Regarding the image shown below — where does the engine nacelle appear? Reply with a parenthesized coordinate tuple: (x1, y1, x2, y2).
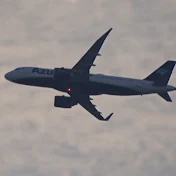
(54, 96, 77, 108)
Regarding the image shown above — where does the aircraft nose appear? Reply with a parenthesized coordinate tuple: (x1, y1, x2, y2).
(4, 72, 14, 82)
(4, 72, 10, 80)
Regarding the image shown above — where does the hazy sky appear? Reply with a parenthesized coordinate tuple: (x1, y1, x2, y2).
(1, 0, 176, 176)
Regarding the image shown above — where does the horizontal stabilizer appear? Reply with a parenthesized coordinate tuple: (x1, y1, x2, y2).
(158, 92, 172, 102)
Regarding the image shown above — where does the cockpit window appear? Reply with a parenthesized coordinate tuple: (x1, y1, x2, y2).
(15, 67, 24, 71)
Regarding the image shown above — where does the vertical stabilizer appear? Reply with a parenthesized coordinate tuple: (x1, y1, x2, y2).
(144, 60, 176, 86)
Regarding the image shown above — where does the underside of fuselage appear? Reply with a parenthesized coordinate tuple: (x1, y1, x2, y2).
(13, 76, 140, 96)
(12, 77, 54, 88)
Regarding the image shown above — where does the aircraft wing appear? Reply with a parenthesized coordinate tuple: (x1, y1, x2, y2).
(72, 28, 112, 75)
(69, 29, 113, 120)
(70, 92, 113, 121)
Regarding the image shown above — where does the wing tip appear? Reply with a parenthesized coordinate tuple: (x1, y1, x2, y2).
(103, 28, 113, 37)
(107, 28, 113, 34)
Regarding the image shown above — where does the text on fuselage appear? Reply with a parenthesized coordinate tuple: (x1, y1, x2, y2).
(32, 68, 53, 75)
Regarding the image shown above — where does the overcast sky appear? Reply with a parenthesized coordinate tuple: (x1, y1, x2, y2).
(0, 0, 176, 176)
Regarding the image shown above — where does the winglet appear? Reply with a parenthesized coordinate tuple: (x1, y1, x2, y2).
(103, 113, 113, 121)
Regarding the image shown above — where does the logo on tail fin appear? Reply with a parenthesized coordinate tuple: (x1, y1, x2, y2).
(156, 69, 169, 76)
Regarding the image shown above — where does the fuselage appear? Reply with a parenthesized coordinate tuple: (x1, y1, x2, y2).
(4, 67, 176, 96)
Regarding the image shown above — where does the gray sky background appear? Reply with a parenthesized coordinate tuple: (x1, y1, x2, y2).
(0, 0, 176, 176)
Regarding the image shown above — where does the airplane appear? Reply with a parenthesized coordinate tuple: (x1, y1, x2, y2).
(4, 28, 176, 121)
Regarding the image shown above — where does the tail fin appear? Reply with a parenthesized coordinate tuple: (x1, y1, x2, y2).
(158, 92, 172, 102)
(144, 60, 176, 86)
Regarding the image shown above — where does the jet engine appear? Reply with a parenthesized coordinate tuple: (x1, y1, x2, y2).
(54, 96, 77, 108)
